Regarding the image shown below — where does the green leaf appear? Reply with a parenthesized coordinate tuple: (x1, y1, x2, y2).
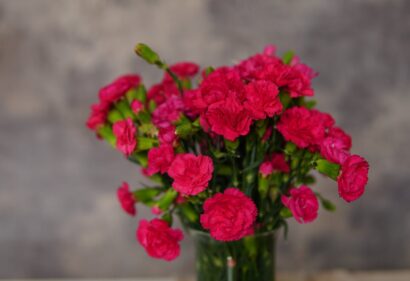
(215, 165, 232, 176)
(107, 109, 124, 123)
(161, 213, 173, 225)
(148, 174, 163, 184)
(284, 142, 297, 155)
(136, 110, 151, 124)
(181, 79, 192, 90)
(192, 118, 201, 128)
(305, 100, 317, 109)
(114, 99, 135, 120)
(204, 66, 215, 77)
(315, 159, 341, 180)
(224, 139, 240, 153)
(137, 137, 158, 151)
(125, 88, 138, 104)
(297, 174, 316, 185)
(134, 43, 164, 67)
(279, 91, 292, 108)
(179, 203, 198, 223)
(321, 198, 336, 212)
(138, 123, 157, 137)
(133, 188, 162, 205)
(97, 125, 116, 147)
(175, 122, 193, 139)
(126, 85, 147, 104)
(282, 50, 295, 65)
(157, 189, 178, 210)
(255, 120, 269, 138)
(258, 176, 269, 198)
(210, 149, 227, 159)
(280, 207, 292, 219)
(129, 151, 148, 167)
(148, 100, 157, 113)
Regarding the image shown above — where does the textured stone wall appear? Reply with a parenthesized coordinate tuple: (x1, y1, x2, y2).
(0, 0, 409, 278)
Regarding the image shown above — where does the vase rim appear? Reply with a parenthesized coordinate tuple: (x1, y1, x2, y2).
(187, 228, 277, 240)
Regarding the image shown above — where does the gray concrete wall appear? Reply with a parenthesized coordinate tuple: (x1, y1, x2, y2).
(0, 0, 409, 278)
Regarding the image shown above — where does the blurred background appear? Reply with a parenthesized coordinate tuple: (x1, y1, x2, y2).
(0, 0, 409, 278)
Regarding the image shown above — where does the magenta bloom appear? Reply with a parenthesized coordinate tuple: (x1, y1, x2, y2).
(147, 80, 179, 106)
(320, 137, 350, 164)
(99, 74, 141, 104)
(281, 186, 319, 224)
(182, 89, 204, 118)
(86, 101, 109, 131)
(200, 188, 257, 241)
(235, 51, 282, 81)
(152, 96, 183, 129)
(203, 95, 253, 141)
(244, 80, 282, 120)
(117, 182, 136, 216)
(158, 125, 177, 145)
(165, 62, 199, 81)
(145, 145, 175, 176)
(259, 161, 274, 177)
(328, 127, 352, 150)
(259, 153, 290, 176)
(277, 107, 329, 148)
(199, 68, 245, 107)
(113, 118, 137, 157)
(168, 153, 214, 196)
(151, 205, 162, 215)
(337, 155, 369, 202)
(137, 219, 184, 261)
(320, 126, 352, 164)
(131, 100, 144, 114)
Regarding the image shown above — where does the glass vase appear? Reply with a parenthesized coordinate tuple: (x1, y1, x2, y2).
(189, 229, 276, 281)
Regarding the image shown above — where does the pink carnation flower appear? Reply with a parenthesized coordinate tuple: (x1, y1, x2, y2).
(200, 188, 257, 241)
(113, 118, 137, 157)
(244, 80, 282, 120)
(281, 186, 319, 224)
(117, 182, 136, 216)
(182, 89, 204, 118)
(199, 68, 246, 108)
(152, 96, 183, 129)
(290, 56, 318, 80)
(131, 100, 144, 114)
(235, 52, 282, 81)
(137, 219, 184, 261)
(203, 95, 253, 141)
(255, 57, 317, 98)
(328, 127, 352, 150)
(98, 74, 141, 104)
(145, 145, 175, 176)
(147, 80, 179, 106)
(168, 153, 214, 196)
(158, 125, 177, 145)
(337, 155, 369, 202)
(277, 106, 329, 148)
(86, 101, 109, 131)
(259, 153, 290, 176)
(259, 161, 274, 177)
(320, 137, 350, 164)
(165, 62, 199, 82)
(320, 127, 352, 164)
(151, 205, 162, 215)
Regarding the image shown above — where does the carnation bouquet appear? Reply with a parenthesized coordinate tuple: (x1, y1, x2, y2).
(86, 43, 369, 281)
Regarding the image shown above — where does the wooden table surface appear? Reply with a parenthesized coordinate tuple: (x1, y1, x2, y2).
(2, 271, 410, 281)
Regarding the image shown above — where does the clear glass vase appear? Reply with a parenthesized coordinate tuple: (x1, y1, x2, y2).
(189, 229, 276, 281)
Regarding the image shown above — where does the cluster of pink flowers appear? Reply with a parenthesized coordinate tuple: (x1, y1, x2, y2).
(87, 44, 369, 262)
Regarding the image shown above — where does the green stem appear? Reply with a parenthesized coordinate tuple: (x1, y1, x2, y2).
(165, 67, 184, 94)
